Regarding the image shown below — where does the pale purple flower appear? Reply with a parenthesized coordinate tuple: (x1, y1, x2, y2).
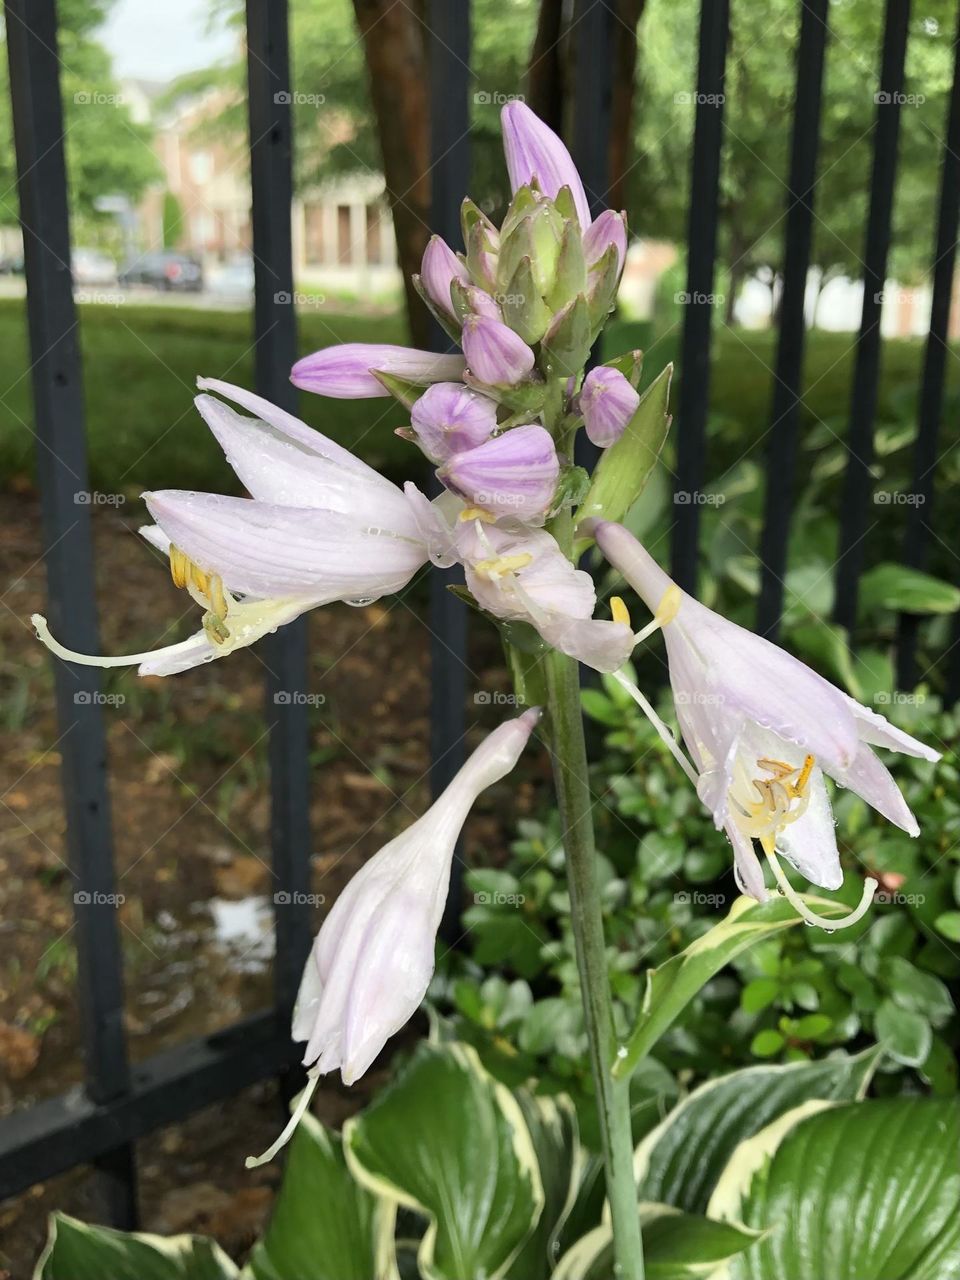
(461, 284, 502, 320)
(420, 235, 470, 318)
(291, 343, 465, 399)
(593, 521, 940, 928)
(461, 314, 535, 386)
(33, 382, 448, 676)
(501, 101, 591, 229)
(583, 209, 627, 270)
(243, 708, 541, 1165)
(440, 425, 559, 523)
(409, 382, 499, 464)
(457, 518, 634, 672)
(580, 367, 640, 448)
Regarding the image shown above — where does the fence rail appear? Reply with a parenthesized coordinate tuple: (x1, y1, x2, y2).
(2, 0, 958, 1224)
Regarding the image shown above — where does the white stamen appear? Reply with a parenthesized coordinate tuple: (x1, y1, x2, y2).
(32, 614, 205, 670)
(244, 1067, 321, 1168)
(611, 668, 700, 786)
(762, 841, 876, 931)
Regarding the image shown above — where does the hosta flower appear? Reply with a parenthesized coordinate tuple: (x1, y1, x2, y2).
(439, 424, 559, 523)
(33, 382, 451, 676)
(461, 314, 536, 387)
(583, 209, 627, 271)
(580, 366, 639, 448)
(419, 234, 470, 320)
(291, 343, 465, 399)
(501, 99, 592, 229)
(458, 518, 634, 672)
(408, 382, 499, 464)
(593, 520, 940, 928)
(246, 708, 540, 1167)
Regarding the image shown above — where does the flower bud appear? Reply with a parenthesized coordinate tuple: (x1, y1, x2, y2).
(580, 366, 640, 448)
(410, 382, 499, 463)
(440, 424, 559, 523)
(462, 315, 535, 387)
(501, 101, 591, 230)
(583, 209, 627, 271)
(420, 235, 470, 319)
(450, 278, 502, 322)
(291, 344, 465, 399)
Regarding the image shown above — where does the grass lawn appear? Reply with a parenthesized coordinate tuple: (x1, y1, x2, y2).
(0, 298, 954, 494)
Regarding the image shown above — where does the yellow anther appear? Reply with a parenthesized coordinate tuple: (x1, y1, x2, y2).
(794, 754, 815, 794)
(474, 553, 533, 579)
(203, 613, 231, 646)
(610, 595, 631, 628)
(208, 574, 229, 619)
(459, 506, 497, 523)
(169, 545, 188, 589)
(656, 584, 682, 627)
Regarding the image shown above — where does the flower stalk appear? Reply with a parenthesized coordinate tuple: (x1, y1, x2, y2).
(542, 436, 645, 1280)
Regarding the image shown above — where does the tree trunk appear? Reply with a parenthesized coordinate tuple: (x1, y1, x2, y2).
(527, 0, 566, 132)
(607, 0, 645, 213)
(352, 0, 432, 346)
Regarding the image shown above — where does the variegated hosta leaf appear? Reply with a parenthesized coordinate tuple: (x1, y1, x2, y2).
(34, 1214, 238, 1280)
(633, 1050, 880, 1215)
(510, 1091, 582, 1280)
(246, 1111, 398, 1280)
(553, 1203, 761, 1280)
(344, 1041, 543, 1280)
(709, 1098, 960, 1279)
(613, 895, 852, 1080)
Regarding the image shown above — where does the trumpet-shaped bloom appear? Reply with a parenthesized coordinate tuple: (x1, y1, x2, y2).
(439, 424, 559, 523)
(33, 382, 446, 676)
(458, 518, 634, 672)
(501, 100, 591, 229)
(290, 343, 466, 399)
(245, 708, 540, 1166)
(593, 521, 940, 927)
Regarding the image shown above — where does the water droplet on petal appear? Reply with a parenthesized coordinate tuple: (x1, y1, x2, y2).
(345, 597, 375, 608)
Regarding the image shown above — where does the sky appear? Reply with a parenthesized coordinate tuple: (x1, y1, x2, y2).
(101, 0, 236, 81)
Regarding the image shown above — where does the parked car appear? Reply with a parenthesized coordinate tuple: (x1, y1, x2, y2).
(0, 253, 24, 275)
(71, 248, 118, 286)
(118, 251, 203, 292)
(209, 254, 255, 298)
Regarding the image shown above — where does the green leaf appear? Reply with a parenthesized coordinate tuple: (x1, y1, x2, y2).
(710, 1098, 960, 1279)
(247, 1111, 396, 1280)
(858, 563, 960, 616)
(882, 956, 954, 1026)
(553, 1204, 761, 1280)
(750, 1030, 785, 1058)
(613, 894, 849, 1080)
(511, 1092, 582, 1280)
(575, 364, 673, 542)
(633, 1052, 879, 1217)
(935, 910, 960, 942)
(741, 978, 780, 1015)
(875, 998, 933, 1066)
(35, 1214, 238, 1280)
(344, 1041, 543, 1280)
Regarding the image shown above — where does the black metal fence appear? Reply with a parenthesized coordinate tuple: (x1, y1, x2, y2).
(1, 0, 958, 1228)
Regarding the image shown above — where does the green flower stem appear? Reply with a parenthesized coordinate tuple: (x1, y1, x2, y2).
(543, 496, 644, 1280)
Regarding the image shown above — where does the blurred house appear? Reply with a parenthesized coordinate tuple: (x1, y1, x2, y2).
(129, 80, 400, 294)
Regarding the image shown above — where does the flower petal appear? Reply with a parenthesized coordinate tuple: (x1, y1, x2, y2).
(835, 742, 920, 836)
(291, 344, 466, 398)
(501, 100, 592, 228)
(775, 772, 843, 891)
(839, 693, 942, 762)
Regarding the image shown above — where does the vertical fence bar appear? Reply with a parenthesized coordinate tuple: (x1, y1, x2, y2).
(756, 0, 830, 638)
(4, 0, 137, 1226)
(425, 0, 471, 940)
(896, 16, 960, 690)
(833, 0, 911, 632)
(671, 0, 730, 593)
(245, 0, 313, 1023)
